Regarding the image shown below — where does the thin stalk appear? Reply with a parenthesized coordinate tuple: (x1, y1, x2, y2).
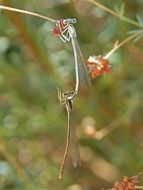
(95, 119, 121, 140)
(105, 30, 143, 59)
(85, 0, 143, 28)
(135, 186, 143, 189)
(0, 5, 55, 23)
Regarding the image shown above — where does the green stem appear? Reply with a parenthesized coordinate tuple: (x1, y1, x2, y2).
(121, 16, 142, 28)
(86, 0, 143, 28)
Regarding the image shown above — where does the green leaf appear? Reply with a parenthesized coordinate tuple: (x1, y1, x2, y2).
(114, 3, 125, 16)
(136, 15, 143, 25)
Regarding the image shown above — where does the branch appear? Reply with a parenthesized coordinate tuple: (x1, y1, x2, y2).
(0, 4, 55, 23)
(85, 0, 143, 28)
(105, 30, 143, 59)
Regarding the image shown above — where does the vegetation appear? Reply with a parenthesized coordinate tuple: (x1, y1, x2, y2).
(0, 0, 143, 189)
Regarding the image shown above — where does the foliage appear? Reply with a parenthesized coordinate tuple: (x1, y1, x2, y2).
(0, 0, 143, 189)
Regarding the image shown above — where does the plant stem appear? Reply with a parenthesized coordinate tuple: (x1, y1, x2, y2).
(0, 4, 55, 23)
(135, 186, 143, 189)
(105, 30, 143, 59)
(85, 0, 143, 28)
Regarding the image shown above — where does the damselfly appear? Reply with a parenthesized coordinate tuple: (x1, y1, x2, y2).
(53, 19, 91, 92)
(57, 89, 81, 179)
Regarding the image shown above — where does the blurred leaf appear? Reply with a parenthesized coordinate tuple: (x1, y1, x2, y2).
(0, 0, 143, 189)
(136, 15, 143, 26)
(114, 3, 125, 17)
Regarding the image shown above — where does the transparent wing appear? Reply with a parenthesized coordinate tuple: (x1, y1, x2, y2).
(72, 36, 91, 86)
(70, 112, 81, 168)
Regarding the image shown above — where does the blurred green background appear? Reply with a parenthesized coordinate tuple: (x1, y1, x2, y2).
(0, 0, 143, 189)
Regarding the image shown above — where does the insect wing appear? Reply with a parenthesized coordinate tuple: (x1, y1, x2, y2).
(70, 116, 81, 168)
(72, 37, 91, 86)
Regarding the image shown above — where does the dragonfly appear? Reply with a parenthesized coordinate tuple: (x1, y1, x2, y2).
(57, 88, 81, 179)
(52, 19, 91, 92)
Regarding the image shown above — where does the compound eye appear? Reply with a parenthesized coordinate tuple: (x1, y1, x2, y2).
(71, 18, 77, 23)
(63, 18, 77, 24)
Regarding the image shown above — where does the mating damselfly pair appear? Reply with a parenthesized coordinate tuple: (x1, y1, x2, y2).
(0, 4, 91, 179)
(53, 18, 91, 178)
